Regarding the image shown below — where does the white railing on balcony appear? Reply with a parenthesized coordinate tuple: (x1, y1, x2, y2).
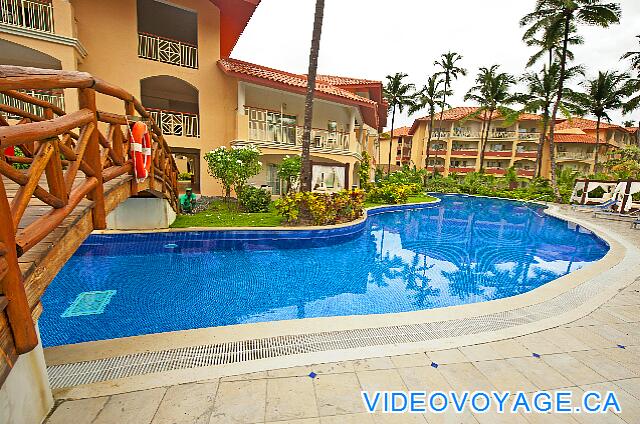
(148, 108, 200, 138)
(1, 0, 53, 32)
(431, 131, 450, 138)
(490, 131, 517, 139)
(0, 89, 64, 119)
(518, 132, 541, 141)
(248, 120, 351, 151)
(557, 151, 593, 161)
(138, 32, 198, 69)
(452, 129, 481, 138)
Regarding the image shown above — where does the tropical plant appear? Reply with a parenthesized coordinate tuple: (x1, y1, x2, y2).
(299, 0, 325, 192)
(277, 155, 301, 194)
(621, 36, 640, 124)
(602, 145, 640, 179)
(275, 190, 365, 225)
(383, 73, 418, 173)
(464, 65, 523, 172)
(520, 0, 622, 201)
(357, 151, 372, 189)
(565, 70, 631, 170)
(203, 145, 262, 204)
(524, 22, 583, 68)
(621, 35, 640, 72)
(520, 64, 583, 177)
(411, 74, 449, 171)
(623, 120, 636, 127)
(238, 186, 271, 212)
(433, 52, 466, 174)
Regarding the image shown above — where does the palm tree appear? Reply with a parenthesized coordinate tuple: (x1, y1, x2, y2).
(464, 65, 523, 173)
(410, 74, 449, 171)
(433, 52, 466, 173)
(565, 70, 631, 171)
(524, 22, 583, 68)
(383, 73, 417, 174)
(621, 35, 640, 72)
(623, 120, 636, 127)
(299, 0, 325, 192)
(521, 64, 583, 177)
(520, 0, 621, 201)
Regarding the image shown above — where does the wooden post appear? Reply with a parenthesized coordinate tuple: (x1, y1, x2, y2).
(580, 179, 589, 205)
(619, 178, 632, 213)
(125, 101, 138, 196)
(42, 108, 68, 205)
(78, 88, 107, 229)
(0, 177, 38, 354)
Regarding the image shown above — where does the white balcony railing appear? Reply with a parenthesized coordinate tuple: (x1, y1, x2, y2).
(148, 108, 200, 138)
(138, 32, 198, 69)
(490, 131, 517, 139)
(452, 129, 481, 138)
(519, 132, 541, 141)
(248, 120, 351, 151)
(1, 0, 53, 32)
(557, 152, 593, 161)
(0, 89, 64, 119)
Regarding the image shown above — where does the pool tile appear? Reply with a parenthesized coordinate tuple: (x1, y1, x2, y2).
(151, 381, 218, 424)
(506, 357, 572, 390)
(47, 397, 109, 424)
(438, 363, 495, 392)
(352, 357, 396, 371)
(473, 358, 537, 392)
(357, 369, 407, 393)
(390, 353, 431, 368)
(426, 349, 468, 365)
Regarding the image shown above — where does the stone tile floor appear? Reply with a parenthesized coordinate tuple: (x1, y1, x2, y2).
(45, 208, 640, 424)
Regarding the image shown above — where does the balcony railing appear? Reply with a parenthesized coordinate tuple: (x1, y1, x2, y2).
(518, 132, 541, 141)
(148, 108, 200, 138)
(449, 167, 475, 173)
(431, 131, 450, 138)
(515, 151, 538, 159)
(248, 120, 351, 151)
(1, 0, 53, 32)
(0, 89, 64, 119)
(490, 131, 517, 139)
(452, 130, 482, 138)
(484, 150, 512, 157)
(557, 152, 593, 161)
(516, 169, 535, 177)
(138, 32, 198, 69)
(450, 149, 479, 156)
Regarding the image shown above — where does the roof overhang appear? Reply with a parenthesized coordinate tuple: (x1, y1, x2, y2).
(209, 0, 261, 58)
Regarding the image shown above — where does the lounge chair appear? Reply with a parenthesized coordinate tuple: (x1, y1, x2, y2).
(572, 198, 617, 211)
(632, 217, 640, 229)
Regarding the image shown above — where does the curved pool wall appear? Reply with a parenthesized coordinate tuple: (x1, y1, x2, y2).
(39, 195, 609, 347)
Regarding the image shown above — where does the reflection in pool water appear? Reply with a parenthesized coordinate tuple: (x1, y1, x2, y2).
(40, 195, 609, 346)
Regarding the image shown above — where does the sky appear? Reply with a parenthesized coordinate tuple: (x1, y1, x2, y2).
(233, 0, 640, 130)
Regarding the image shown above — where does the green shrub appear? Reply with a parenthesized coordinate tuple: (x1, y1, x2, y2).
(178, 172, 192, 181)
(238, 186, 271, 212)
(366, 184, 411, 204)
(382, 166, 426, 186)
(275, 190, 365, 225)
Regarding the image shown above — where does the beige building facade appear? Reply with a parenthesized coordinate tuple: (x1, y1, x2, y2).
(1, 0, 385, 195)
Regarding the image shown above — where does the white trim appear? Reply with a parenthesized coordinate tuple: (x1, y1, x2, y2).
(0, 23, 88, 58)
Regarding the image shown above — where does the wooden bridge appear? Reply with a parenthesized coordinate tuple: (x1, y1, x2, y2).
(0, 66, 180, 386)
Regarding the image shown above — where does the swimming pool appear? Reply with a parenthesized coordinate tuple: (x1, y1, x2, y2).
(40, 195, 609, 347)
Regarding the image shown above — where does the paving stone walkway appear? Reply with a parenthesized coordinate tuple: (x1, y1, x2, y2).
(45, 207, 640, 424)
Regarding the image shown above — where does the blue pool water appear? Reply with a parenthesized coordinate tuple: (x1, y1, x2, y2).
(40, 195, 609, 347)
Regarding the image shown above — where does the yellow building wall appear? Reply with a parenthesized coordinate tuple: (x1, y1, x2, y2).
(72, 0, 238, 196)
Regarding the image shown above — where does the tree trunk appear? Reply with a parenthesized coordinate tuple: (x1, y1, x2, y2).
(547, 13, 572, 202)
(425, 110, 434, 171)
(536, 112, 549, 178)
(594, 116, 601, 173)
(434, 78, 449, 176)
(387, 103, 396, 174)
(299, 0, 325, 192)
(478, 109, 492, 173)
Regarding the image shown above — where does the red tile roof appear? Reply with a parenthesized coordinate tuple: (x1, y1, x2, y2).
(391, 126, 411, 137)
(556, 117, 622, 131)
(409, 107, 541, 134)
(553, 133, 598, 144)
(625, 127, 638, 134)
(218, 58, 383, 129)
(210, 0, 261, 58)
(315, 75, 381, 87)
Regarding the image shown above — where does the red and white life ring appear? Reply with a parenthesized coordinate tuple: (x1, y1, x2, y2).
(130, 122, 152, 181)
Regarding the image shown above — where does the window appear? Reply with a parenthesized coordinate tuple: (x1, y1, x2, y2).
(487, 161, 501, 168)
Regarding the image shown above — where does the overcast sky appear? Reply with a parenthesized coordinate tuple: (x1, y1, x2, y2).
(233, 0, 640, 129)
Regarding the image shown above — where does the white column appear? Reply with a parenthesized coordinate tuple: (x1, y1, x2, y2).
(237, 82, 246, 115)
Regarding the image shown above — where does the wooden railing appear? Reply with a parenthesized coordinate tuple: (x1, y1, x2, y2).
(0, 66, 179, 355)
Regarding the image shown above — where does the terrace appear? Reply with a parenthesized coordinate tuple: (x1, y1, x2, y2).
(0, 0, 53, 33)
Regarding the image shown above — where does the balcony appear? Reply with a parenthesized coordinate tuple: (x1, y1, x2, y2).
(557, 152, 593, 161)
(138, 32, 198, 69)
(148, 108, 200, 138)
(489, 131, 517, 139)
(1, 0, 53, 33)
(484, 150, 512, 157)
(450, 149, 478, 156)
(427, 149, 447, 156)
(430, 131, 450, 138)
(452, 129, 482, 138)
(247, 120, 351, 152)
(449, 167, 475, 173)
(485, 168, 506, 175)
(516, 169, 535, 177)
(0, 89, 64, 119)
(518, 132, 541, 141)
(515, 151, 537, 159)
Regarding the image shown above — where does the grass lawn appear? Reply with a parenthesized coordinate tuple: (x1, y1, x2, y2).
(171, 194, 438, 228)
